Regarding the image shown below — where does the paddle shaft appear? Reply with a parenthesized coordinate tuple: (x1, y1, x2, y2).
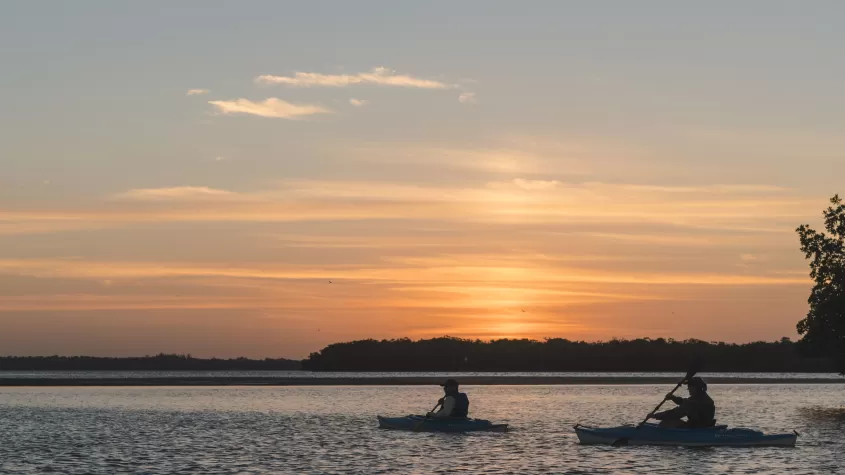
(413, 402, 442, 431)
(637, 378, 686, 427)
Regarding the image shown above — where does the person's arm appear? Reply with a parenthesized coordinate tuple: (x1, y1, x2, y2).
(430, 396, 455, 418)
(651, 399, 690, 421)
(666, 395, 684, 405)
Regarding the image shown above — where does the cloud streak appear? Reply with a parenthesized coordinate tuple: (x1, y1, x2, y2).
(458, 92, 477, 104)
(1, 174, 814, 351)
(0, 257, 809, 287)
(510, 178, 559, 191)
(1, 179, 820, 232)
(187, 89, 210, 96)
(208, 98, 331, 119)
(255, 67, 453, 89)
(115, 187, 239, 201)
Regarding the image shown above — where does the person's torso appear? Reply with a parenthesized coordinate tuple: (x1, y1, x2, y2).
(684, 393, 715, 427)
(449, 392, 469, 418)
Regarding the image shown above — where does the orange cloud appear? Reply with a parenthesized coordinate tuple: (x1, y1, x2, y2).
(458, 92, 477, 104)
(256, 67, 453, 89)
(0, 171, 818, 353)
(208, 97, 332, 119)
(0, 179, 821, 238)
(115, 186, 240, 201)
(0, 254, 808, 288)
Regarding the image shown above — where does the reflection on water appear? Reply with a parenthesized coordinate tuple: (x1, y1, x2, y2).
(798, 406, 845, 428)
(0, 385, 843, 474)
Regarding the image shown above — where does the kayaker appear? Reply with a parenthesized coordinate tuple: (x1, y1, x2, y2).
(648, 376, 716, 428)
(427, 379, 470, 419)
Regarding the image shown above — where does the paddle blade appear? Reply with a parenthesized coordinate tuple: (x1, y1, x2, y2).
(684, 360, 702, 382)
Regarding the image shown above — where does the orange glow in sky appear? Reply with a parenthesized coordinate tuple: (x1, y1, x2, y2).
(3, 3, 841, 358)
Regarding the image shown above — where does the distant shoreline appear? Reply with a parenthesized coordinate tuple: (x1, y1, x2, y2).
(1, 376, 844, 387)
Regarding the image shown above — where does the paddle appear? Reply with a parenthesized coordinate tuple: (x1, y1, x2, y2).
(611, 362, 701, 447)
(413, 401, 442, 432)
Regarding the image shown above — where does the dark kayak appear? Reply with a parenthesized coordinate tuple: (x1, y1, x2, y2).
(377, 415, 508, 432)
(574, 423, 798, 447)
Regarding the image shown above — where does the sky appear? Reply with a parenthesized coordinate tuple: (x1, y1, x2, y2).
(2, 1, 844, 358)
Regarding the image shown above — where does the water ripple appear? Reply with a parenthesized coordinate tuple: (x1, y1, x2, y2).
(0, 385, 842, 473)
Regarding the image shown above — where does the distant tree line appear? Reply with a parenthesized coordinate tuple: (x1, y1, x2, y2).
(0, 354, 301, 371)
(302, 336, 836, 372)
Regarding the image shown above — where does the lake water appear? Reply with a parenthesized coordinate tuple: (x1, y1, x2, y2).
(1, 384, 843, 474)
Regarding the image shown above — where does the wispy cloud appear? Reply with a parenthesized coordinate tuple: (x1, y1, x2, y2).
(341, 138, 639, 177)
(617, 184, 790, 194)
(1, 174, 814, 348)
(115, 186, 239, 201)
(0, 221, 102, 236)
(0, 258, 808, 287)
(255, 67, 453, 89)
(510, 178, 559, 191)
(3, 179, 818, 234)
(739, 253, 770, 264)
(348, 144, 552, 175)
(349, 98, 368, 107)
(740, 253, 758, 262)
(458, 92, 477, 104)
(187, 89, 210, 96)
(208, 98, 332, 119)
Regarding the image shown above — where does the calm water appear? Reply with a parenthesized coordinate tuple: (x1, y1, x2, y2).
(1, 371, 841, 379)
(1, 384, 844, 474)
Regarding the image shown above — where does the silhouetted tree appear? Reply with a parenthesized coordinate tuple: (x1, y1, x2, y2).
(796, 194, 845, 372)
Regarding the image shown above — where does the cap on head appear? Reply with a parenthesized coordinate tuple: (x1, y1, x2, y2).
(440, 378, 459, 389)
(687, 376, 707, 391)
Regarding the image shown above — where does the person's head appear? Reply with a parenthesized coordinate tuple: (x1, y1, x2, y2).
(440, 379, 459, 395)
(687, 376, 707, 396)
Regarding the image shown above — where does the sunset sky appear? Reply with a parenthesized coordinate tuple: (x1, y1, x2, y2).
(2, 2, 844, 358)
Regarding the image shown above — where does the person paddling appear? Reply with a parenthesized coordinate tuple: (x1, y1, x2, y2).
(426, 379, 470, 419)
(648, 376, 715, 428)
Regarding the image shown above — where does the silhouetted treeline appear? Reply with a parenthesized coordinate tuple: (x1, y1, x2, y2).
(302, 336, 837, 372)
(0, 354, 301, 371)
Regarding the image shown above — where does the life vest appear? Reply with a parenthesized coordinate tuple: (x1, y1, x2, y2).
(450, 392, 470, 418)
(686, 393, 716, 428)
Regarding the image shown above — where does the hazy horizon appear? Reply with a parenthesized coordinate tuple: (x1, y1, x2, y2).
(3, 2, 843, 359)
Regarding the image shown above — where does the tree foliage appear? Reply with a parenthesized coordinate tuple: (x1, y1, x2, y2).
(0, 354, 301, 371)
(796, 194, 845, 371)
(302, 336, 831, 372)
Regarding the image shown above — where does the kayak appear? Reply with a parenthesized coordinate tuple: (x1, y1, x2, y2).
(574, 423, 798, 447)
(377, 415, 508, 432)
